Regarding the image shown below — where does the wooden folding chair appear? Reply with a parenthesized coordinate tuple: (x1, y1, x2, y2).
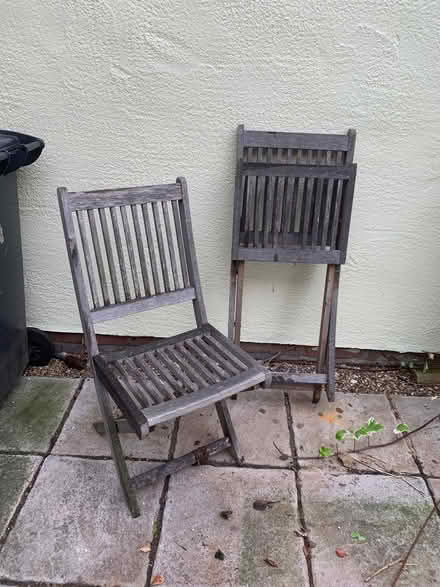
(58, 177, 267, 517)
(229, 126, 357, 403)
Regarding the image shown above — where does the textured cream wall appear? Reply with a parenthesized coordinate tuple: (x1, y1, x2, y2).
(1, 1, 439, 352)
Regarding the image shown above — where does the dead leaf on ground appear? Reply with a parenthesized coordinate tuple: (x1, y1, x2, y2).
(319, 411, 339, 424)
(253, 499, 279, 511)
(264, 558, 279, 568)
(138, 542, 151, 553)
(151, 574, 165, 585)
(336, 548, 347, 558)
(220, 510, 233, 520)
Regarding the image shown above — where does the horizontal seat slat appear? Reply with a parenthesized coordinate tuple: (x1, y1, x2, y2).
(237, 246, 341, 264)
(242, 163, 356, 178)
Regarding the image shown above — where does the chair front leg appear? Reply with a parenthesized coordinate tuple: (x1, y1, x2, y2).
(215, 400, 242, 464)
(94, 376, 140, 517)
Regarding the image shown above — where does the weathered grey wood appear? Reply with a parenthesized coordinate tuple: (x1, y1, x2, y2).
(313, 264, 336, 403)
(76, 210, 101, 309)
(215, 401, 242, 463)
(237, 246, 341, 264)
(243, 164, 354, 178)
(68, 184, 181, 210)
(326, 265, 341, 402)
(141, 203, 161, 294)
(152, 201, 171, 292)
(91, 288, 196, 323)
(172, 199, 190, 287)
(162, 200, 180, 289)
(98, 208, 122, 303)
(87, 208, 111, 306)
(132, 437, 231, 489)
(271, 372, 328, 385)
(143, 367, 265, 426)
(59, 177, 278, 517)
(120, 205, 141, 298)
(93, 418, 135, 436)
(131, 204, 151, 296)
(110, 207, 132, 301)
(243, 130, 350, 151)
(177, 177, 208, 326)
(229, 126, 357, 405)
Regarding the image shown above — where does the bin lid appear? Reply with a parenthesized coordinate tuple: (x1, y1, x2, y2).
(0, 130, 44, 176)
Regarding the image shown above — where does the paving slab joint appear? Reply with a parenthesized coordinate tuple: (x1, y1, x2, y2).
(284, 392, 315, 587)
(0, 377, 85, 552)
(145, 417, 180, 587)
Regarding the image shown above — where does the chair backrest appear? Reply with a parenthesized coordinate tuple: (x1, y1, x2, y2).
(231, 126, 357, 265)
(58, 177, 207, 357)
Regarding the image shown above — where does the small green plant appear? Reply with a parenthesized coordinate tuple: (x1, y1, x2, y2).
(319, 446, 334, 458)
(394, 423, 409, 434)
(335, 417, 384, 450)
(351, 530, 367, 543)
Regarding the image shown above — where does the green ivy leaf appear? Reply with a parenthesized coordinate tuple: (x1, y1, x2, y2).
(335, 429, 348, 442)
(394, 423, 409, 434)
(364, 418, 384, 435)
(351, 531, 367, 543)
(354, 427, 368, 440)
(319, 446, 334, 458)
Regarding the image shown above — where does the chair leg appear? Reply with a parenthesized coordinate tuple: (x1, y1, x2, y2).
(215, 400, 243, 464)
(326, 265, 340, 402)
(229, 261, 245, 400)
(94, 376, 140, 517)
(313, 265, 336, 403)
(93, 418, 136, 436)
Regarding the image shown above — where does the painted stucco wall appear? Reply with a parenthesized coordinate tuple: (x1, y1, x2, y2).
(1, 1, 439, 352)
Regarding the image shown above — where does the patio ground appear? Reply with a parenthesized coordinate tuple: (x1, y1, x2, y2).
(1, 376, 439, 586)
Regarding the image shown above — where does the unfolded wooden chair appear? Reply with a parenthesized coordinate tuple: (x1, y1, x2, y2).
(229, 126, 357, 403)
(58, 177, 267, 517)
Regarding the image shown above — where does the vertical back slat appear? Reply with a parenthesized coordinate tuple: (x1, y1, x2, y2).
(263, 176, 275, 248)
(131, 204, 151, 296)
(254, 176, 265, 247)
(330, 179, 344, 249)
(273, 176, 284, 248)
(99, 208, 122, 303)
(162, 200, 180, 289)
(246, 176, 256, 247)
(76, 210, 101, 309)
(302, 177, 314, 248)
(110, 207, 131, 301)
(172, 199, 190, 288)
(311, 177, 324, 247)
(321, 179, 333, 248)
(141, 203, 161, 294)
(87, 209, 110, 306)
(152, 201, 171, 292)
(283, 177, 294, 245)
(120, 205, 141, 298)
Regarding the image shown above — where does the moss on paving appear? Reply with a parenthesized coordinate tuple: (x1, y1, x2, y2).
(0, 455, 40, 535)
(0, 377, 77, 452)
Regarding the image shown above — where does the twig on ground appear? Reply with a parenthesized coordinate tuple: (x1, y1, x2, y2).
(264, 351, 281, 366)
(364, 558, 414, 583)
(391, 498, 440, 586)
(299, 412, 440, 461)
(346, 455, 425, 496)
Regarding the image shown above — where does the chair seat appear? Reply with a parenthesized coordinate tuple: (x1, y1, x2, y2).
(94, 324, 266, 439)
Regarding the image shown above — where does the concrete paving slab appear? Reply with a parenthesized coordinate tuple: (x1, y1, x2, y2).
(290, 389, 417, 473)
(153, 466, 308, 586)
(301, 471, 439, 586)
(0, 454, 41, 537)
(175, 389, 291, 466)
(392, 395, 440, 477)
(0, 377, 78, 453)
(53, 379, 172, 459)
(0, 456, 162, 586)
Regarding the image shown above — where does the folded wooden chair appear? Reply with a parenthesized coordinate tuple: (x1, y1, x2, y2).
(58, 177, 267, 517)
(229, 126, 357, 403)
